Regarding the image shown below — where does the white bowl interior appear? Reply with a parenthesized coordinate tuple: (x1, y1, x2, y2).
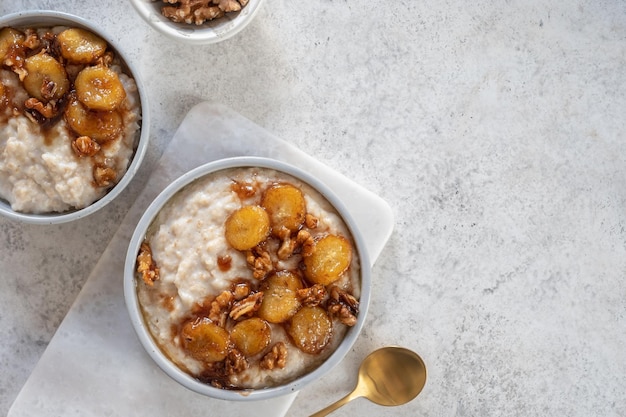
(129, 0, 266, 45)
(0, 10, 150, 224)
(124, 156, 371, 401)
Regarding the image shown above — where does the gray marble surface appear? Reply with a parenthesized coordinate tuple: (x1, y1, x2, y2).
(1, 1, 625, 416)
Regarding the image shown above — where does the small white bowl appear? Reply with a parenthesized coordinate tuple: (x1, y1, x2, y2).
(124, 156, 371, 401)
(0, 10, 150, 225)
(130, 0, 266, 45)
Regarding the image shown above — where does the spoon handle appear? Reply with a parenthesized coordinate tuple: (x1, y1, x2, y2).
(308, 391, 360, 417)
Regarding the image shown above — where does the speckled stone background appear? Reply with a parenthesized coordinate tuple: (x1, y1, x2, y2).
(1, 1, 625, 416)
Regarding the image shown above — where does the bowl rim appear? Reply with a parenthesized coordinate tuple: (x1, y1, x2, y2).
(129, 0, 266, 45)
(123, 156, 371, 401)
(0, 10, 150, 225)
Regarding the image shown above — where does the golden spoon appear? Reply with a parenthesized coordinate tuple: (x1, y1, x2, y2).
(309, 346, 427, 416)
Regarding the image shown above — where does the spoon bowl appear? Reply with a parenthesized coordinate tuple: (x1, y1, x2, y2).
(310, 346, 427, 416)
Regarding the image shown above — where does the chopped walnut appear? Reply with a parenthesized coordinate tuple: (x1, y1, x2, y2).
(216, 0, 242, 12)
(229, 292, 263, 320)
(93, 164, 117, 188)
(327, 286, 359, 327)
(14, 66, 27, 82)
(296, 284, 327, 307)
(230, 179, 257, 199)
(22, 29, 40, 50)
(40, 79, 58, 102)
(192, 4, 224, 24)
(297, 229, 315, 257)
(232, 282, 252, 300)
(225, 348, 248, 375)
(71, 136, 101, 157)
(305, 213, 319, 229)
(277, 228, 315, 260)
(246, 246, 273, 280)
(209, 290, 234, 327)
(95, 51, 115, 67)
(137, 242, 160, 286)
(276, 227, 296, 260)
(24, 97, 56, 119)
(159, 0, 248, 25)
(260, 342, 287, 370)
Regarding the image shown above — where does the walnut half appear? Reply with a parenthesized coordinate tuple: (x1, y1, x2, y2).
(229, 291, 263, 320)
(159, 0, 249, 26)
(327, 286, 359, 326)
(246, 245, 273, 280)
(137, 242, 160, 286)
(71, 136, 101, 157)
(260, 342, 287, 370)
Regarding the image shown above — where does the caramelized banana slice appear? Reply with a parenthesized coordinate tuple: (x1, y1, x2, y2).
(303, 234, 352, 285)
(231, 318, 271, 357)
(180, 317, 231, 363)
(265, 270, 303, 292)
(261, 183, 306, 235)
(57, 28, 107, 64)
(23, 53, 69, 101)
(75, 65, 126, 111)
(224, 205, 270, 251)
(0, 27, 24, 62)
(288, 306, 333, 354)
(257, 274, 302, 324)
(65, 95, 122, 143)
(258, 286, 300, 324)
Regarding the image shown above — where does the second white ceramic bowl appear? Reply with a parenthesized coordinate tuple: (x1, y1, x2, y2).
(0, 10, 150, 224)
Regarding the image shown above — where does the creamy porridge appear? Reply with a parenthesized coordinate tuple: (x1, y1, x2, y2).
(0, 25, 141, 213)
(136, 167, 361, 389)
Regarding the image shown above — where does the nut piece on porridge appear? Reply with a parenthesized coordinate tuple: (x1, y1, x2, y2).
(71, 136, 101, 157)
(136, 241, 160, 286)
(246, 245, 273, 280)
(229, 291, 263, 320)
(327, 286, 360, 327)
(296, 283, 327, 307)
(260, 342, 287, 370)
(135, 168, 361, 390)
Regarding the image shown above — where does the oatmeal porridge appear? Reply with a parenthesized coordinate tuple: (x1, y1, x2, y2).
(135, 166, 361, 389)
(0, 25, 141, 213)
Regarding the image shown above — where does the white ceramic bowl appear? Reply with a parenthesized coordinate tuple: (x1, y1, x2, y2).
(0, 10, 150, 225)
(124, 156, 371, 401)
(130, 0, 266, 45)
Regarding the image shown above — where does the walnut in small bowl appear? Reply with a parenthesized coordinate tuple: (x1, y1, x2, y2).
(130, 0, 266, 44)
(157, 0, 250, 26)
